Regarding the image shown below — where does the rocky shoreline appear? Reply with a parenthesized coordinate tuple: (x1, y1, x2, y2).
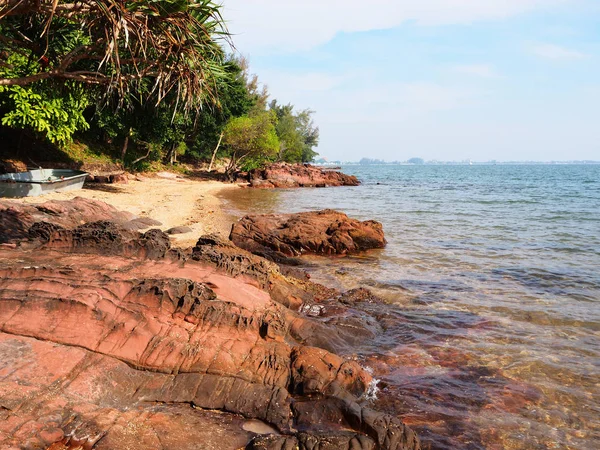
(240, 163, 361, 188)
(0, 190, 421, 450)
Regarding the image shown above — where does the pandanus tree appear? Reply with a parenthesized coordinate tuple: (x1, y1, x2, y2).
(0, 0, 228, 144)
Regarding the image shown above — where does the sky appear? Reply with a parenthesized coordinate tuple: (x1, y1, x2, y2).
(221, 1, 600, 162)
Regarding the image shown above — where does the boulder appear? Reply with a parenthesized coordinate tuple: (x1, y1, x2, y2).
(230, 209, 386, 258)
(246, 163, 360, 188)
(167, 226, 193, 235)
(109, 173, 129, 184)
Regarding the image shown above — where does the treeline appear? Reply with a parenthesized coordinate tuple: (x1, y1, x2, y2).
(0, 1, 318, 174)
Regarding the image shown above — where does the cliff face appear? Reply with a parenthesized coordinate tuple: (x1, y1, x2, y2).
(0, 206, 419, 450)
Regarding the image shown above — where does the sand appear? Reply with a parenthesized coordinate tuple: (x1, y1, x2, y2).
(18, 173, 240, 247)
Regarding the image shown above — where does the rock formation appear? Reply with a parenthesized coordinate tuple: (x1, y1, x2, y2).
(0, 197, 160, 244)
(245, 163, 360, 188)
(230, 210, 386, 259)
(0, 212, 419, 449)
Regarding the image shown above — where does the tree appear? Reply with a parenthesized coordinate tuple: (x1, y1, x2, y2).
(407, 157, 424, 165)
(295, 108, 320, 162)
(0, 0, 228, 144)
(188, 56, 257, 161)
(269, 100, 319, 163)
(222, 111, 279, 178)
(0, 1, 227, 108)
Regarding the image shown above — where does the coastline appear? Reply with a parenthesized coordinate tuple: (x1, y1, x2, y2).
(0, 170, 424, 450)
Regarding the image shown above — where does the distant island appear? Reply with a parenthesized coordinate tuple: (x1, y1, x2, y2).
(314, 157, 600, 166)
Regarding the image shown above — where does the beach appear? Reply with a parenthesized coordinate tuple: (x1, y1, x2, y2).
(17, 174, 240, 247)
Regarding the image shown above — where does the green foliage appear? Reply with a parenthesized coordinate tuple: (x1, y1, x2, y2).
(0, 83, 89, 145)
(0, 2, 320, 169)
(222, 111, 279, 173)
(269, 100, 319, 163)
(0, 36, 91, 145)
(189, 57, 257, 160)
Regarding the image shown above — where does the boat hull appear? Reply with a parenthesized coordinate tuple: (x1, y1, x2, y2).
(0, 169, 88, 198)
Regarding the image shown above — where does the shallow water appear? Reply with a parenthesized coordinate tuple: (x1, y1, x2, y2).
(220, 164, 600, 449)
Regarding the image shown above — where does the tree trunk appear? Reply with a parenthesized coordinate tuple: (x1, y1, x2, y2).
(208, 131, 223, 172)
(225, 154, 237, 182)
(121, 135, 129, 161)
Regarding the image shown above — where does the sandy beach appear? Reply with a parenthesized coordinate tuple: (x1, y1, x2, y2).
(18, 173, 240, 247)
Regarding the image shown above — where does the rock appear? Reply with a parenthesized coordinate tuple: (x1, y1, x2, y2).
(30, 220, 172, 259)
(91, 174, 111, 183)
(0, 197, 136, 244)
(0, 159, 27, 174)
(109, 173, 129, 184)
(230, 209, 386, 258)
(0, 222, 419, 450)
(167, 226, 193, 235)
(246, 163, 360, 188)
(339, 288, 384, 304)
(0, 224, 420, 450)
(127, 216, 164, 229)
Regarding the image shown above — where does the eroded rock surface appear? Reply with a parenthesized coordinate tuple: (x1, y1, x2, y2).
(246, 163, 360, 188)
(0, 197, 140, 243)
(230, 210, 386, 258)
(0, 213, 418, 450)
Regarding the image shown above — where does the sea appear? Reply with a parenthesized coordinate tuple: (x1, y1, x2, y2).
(220, 164, 600, 450)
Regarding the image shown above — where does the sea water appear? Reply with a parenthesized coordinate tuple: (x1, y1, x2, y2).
(220, 164, 600, 449)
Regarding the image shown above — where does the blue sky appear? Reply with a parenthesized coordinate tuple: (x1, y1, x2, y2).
(222, 1, 599, 162)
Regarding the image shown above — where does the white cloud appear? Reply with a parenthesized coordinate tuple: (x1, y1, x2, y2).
(530, 43, 590, 60)
(451, 64, 502, 78)
(222, 0, 570, 53)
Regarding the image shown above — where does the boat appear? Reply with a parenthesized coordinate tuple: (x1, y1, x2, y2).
(0, 168, 89, 198)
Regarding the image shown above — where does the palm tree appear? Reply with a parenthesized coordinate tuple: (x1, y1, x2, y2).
(0, 0, 229, 112)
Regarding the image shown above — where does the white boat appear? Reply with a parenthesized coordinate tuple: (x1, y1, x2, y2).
(0, 169, 88, 198)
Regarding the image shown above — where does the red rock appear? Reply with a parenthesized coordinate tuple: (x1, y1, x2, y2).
(0, 222, 419, 450)
(38, 428, 64, 444)
(247, 163, 360, 188)
(0, 197, 136, 243)
(230, 209, 386, 258)
(0, 159, 28, 174)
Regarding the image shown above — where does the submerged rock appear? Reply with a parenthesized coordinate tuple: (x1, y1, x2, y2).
(0, 216, 419, 450)
(230, 209, 386, 258)
(246, 163, 360, 188)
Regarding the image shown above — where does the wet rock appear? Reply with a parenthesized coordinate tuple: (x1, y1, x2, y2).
(339, 288, 384, 305)
(230, 210, 386, 258)
(245, 163, 360, 189)
(247, 432, 376, 450)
